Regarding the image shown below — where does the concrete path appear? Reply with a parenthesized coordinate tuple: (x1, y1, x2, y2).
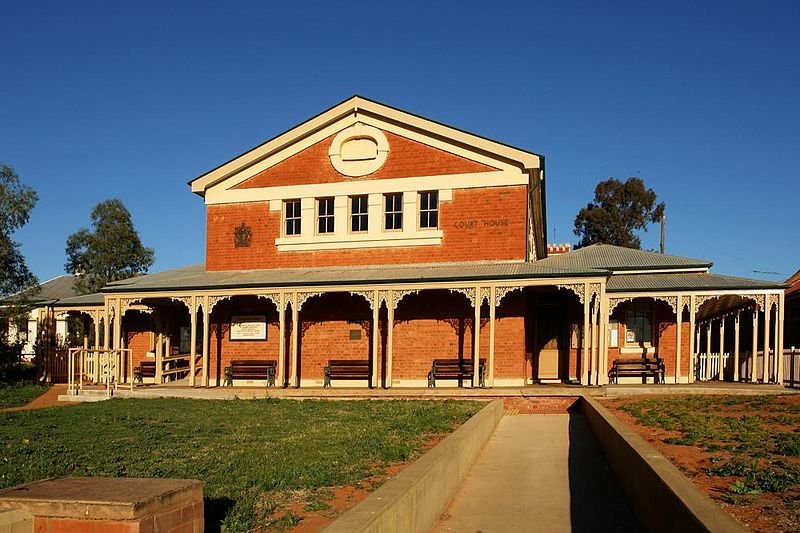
(436, 414, 640, 533)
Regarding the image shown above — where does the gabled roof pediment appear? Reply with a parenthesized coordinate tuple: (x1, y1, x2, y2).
(189, 95, 543, 197)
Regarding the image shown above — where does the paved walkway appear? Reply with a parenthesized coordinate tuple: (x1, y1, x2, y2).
(436, 414, 640, 533)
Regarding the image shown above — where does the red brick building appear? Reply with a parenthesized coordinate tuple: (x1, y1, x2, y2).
(57, 97, 788, 388)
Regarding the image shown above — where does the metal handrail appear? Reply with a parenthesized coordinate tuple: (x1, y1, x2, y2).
(67, 348, 134, 396)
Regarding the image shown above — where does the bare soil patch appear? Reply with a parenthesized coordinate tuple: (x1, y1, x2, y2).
(602, 394, 800, 532)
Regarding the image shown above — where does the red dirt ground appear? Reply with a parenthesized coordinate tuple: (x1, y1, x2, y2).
(0, 385, 67, 413)
(602, 395, 800, 533)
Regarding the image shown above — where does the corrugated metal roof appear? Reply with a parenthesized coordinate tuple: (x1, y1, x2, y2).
(2, 275, 79, 305)
(103, 261, 603, 293)
(536, 244, 711, 271)
(53, 293, 105, 307)
(608, 273, 785, 292)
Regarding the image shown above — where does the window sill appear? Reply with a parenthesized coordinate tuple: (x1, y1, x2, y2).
(275, 230, 443, 251)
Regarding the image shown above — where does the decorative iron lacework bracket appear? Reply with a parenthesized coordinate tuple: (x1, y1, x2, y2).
(169, 296, 193, 310)
(588, 283, 602, 304)
(448, 287, 476, 307)
(608, 297, 633, 314)
(494, 286, 523, 307)
(693, 295, 718, 313)
(348, 290, 375, 309)
(297, 292, 324, 311)
(256, 293, 280, 307)
(208, 295, 228, 312)
(479, 287, 491, 306)
(681, 295, 691, 313)
(654, 295, 679, 315)
(556, 284, 585, 304)
(392, 289, 420, 309)
(768, 293, 780, 310)
(378, 290, 390, 308)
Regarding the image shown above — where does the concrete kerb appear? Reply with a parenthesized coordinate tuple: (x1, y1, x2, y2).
(581, 397, 746, 533)
(323, 399, 504, 533)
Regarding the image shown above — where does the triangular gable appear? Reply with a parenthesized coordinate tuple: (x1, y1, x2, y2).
(233, 129, 497, 189)
(189, 95, 542, 196)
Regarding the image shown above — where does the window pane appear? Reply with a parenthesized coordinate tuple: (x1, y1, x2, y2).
(429, 211, 438, 228)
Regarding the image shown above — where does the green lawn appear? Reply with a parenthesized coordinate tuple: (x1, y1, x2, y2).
(0, 398, 481, 531)
(0, 383, 49, 408)
(615, 395, 800, 503)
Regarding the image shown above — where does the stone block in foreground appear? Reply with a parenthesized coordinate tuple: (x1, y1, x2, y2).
(0, 477, 203, 532)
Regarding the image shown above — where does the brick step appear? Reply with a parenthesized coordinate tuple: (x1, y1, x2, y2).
(503, 396, 580, 415)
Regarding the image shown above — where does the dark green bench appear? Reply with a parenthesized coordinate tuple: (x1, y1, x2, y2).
(223, 359, 277, 387)
(608, 357, 664, 384)
(133, 360, 156, 384)
(323, 359, 371, 387)
(428, 359, 486, 387)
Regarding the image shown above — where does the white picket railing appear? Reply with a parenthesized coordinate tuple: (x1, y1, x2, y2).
(693, 352, 730, 381)
(784, 347, 800, 388)
(67, 348, 134, 397)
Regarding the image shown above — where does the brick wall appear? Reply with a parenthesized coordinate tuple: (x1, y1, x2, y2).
(233, 131, 496, 189)
(297, 293, 373, 382)
(208, 297, 281, 383)
(608, 299, 692, 380)
(206, 185, 528, 271)
(124, 312, 154, 369)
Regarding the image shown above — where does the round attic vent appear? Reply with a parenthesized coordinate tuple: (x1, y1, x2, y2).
(328, 123, 389, 177)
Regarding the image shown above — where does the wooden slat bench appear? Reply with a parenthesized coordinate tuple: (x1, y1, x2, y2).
(608, 357, 665, 384)
(223, 359, 277, 387)
(133, 360, 156, 384)
(428, 359, 486, 388)
(323, 360, 371, 387)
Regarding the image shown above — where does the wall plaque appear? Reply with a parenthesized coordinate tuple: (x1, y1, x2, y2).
(230, 315, 267, 341)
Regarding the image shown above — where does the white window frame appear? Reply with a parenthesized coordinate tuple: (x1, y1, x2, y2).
(349, 195, 369, 234)
(418, 190, 439, 230)
(283, 199, 301, 237)
(316, 197, 335, 235)
(383, 192, 403, 231)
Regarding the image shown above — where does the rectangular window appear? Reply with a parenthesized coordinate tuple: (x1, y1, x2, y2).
(284, 199, 301, 236)
(317, 197, 335, 234)
(350, 195, 368, 233)
(384, 193, 403, 230)
(625, 301, 652, 346)
(419, 190, 439, 229)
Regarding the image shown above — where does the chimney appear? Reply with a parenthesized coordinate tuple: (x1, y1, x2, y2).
(547, 243, 572, 256)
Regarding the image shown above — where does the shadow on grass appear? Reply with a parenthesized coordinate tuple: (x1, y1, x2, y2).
(204, 496, 235, 533)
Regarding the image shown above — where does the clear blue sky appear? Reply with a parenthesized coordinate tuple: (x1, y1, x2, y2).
(2, 1, 798, 283)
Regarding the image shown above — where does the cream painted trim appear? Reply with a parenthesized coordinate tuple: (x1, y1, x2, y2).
(207, 170, 525, 205)
(211, 114, 522, 195)
(103, 276, 610, 307)
(276, 231, 443, 251)
(610, 289, 784, 299)
(328, 123, 389, 177)
(191, 96, 541, 195)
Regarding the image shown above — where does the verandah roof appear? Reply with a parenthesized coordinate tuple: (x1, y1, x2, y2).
(101, 261, 604, 294)
(607, 272, 785, 292)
